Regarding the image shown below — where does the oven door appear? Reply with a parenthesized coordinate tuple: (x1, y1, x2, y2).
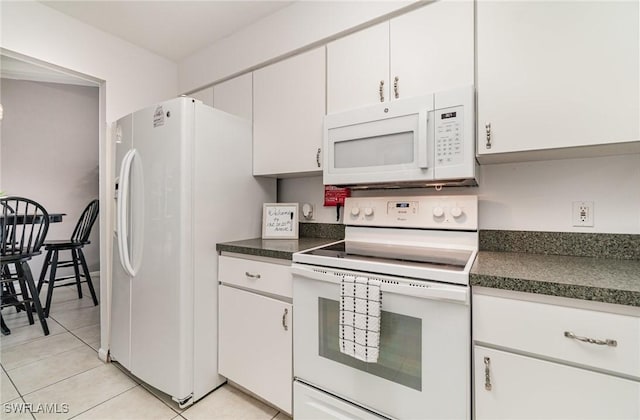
(292, 264, 470, 420)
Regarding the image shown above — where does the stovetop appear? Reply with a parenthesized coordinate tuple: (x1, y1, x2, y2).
(293, 195, 479, 285)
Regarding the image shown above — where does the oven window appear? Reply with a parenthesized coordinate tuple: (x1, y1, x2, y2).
(333, 131, 414, 169)
(318, 298, 422, 391)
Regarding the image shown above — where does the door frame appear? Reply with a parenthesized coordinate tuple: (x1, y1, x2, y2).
(0, 48, 112, 362)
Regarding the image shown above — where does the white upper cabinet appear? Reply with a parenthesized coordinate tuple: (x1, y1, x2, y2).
(253, 47, 326, 177)
(213, 73, 253, 121)
(477, 1, 640, 161)
(390, 0, 474, 100)
(327, 0, 474, 114)
(327, 22, 390, 113)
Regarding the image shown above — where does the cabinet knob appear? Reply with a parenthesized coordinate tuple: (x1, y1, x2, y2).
(316, 148, 321, 168)
(379, 80, 385, 102)
(485, 122, 492, 149)
(394, 76, 399, 99)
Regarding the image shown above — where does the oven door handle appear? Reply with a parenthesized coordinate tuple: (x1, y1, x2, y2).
(292, 264, 469, 304)
(390, 283, 468, 304)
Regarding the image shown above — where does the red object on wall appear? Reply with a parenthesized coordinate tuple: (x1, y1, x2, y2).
(324, 186, 351, 207)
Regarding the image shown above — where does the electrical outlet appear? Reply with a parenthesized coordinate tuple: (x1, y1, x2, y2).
(572, 201, 594, 227)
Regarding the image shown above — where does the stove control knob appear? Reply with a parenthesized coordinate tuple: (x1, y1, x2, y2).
(451, 207, 463, 218)
(433, 206, 444, 218)
(364, 207, 374, 217)
(350, 207, 360, 217)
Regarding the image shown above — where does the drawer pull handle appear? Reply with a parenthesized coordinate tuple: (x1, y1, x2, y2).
(245, 272, 261, 279)
(564, 331, 617, 347)
(282, 308, 289, 331)
(484, 357, 492, 391)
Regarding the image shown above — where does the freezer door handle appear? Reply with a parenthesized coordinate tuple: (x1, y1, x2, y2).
(117, 149, 138, 277)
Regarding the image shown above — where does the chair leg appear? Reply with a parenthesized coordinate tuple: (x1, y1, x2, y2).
(1, 313, 10, 335)
(20, 261, 49, 336)
(15, 263, 35, 325)
(78, 248, 98, 306)
(2, 265, 21, 313)
(37, 249, 53, 294)
(71, 248, 83, 299)
(44, 250, 59, 318)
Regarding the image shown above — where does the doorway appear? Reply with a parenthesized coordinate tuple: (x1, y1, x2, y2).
(0, 52, 105, 350)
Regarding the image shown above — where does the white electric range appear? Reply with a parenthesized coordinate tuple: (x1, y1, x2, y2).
(292, 195, 478, 419)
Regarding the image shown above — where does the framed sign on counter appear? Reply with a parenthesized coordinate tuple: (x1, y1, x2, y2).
(262, 203, 298, 239)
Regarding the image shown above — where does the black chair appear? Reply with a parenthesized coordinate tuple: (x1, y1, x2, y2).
(1, 196, 50, 336)
(37, 199, 99, 317)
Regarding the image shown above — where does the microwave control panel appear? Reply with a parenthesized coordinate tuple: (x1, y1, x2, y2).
(434, 105, 463, 167)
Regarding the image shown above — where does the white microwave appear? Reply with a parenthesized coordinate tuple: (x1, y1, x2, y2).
(323, 85, 476, 188)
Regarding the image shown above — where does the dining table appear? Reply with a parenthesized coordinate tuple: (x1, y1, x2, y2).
(1, 213, 66, 335)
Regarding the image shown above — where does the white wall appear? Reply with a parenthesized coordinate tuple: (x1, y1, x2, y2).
(278, 154, 640, 234)
(1, 79, 100, 275)
(1, 1, 178, 123)
(1, 0, 178, 361)
(179, 1, 417, 93)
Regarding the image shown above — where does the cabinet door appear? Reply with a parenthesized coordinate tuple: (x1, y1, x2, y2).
(327, 22, 390, 113)
(477, 1, 640, 157)
(390, 0, 474, 100)
(213, 73, 252, 121)
(219, 285, 292, 414)
(474, 346, 640, 419)
(253, 47, 326, 176)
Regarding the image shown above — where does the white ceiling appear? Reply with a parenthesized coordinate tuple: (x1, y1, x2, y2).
(39, 1, 296, 62)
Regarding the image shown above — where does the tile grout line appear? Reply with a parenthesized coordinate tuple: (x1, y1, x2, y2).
(2, 334, 90, 372)
(16, 360, 101, 396)
(1, 363, 36, 419)
(110, 361, 185, 416)
(66, 383, 139, 420)
(64, 322, 101, 350)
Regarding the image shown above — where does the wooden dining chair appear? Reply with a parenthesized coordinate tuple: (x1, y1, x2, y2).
(37, 199, 99, 317)
(1, 196, 50, 336)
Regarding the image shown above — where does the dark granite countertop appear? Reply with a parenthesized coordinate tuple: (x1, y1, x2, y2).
(217, 237, 341, 261)
(471, 251, 640, 307)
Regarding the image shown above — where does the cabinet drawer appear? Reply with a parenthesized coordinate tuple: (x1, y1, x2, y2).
(219, 255, 292, 298)
(473, 294, 640, 378)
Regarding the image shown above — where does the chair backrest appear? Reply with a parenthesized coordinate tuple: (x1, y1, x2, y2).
(71, 199, 99, 243)
(1, 196, 50, 258)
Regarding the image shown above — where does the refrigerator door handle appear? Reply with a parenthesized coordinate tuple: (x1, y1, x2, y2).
(117, 149, 138, 277)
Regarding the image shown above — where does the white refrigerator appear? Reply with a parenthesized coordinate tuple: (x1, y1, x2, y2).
(110, 97, 275, 407)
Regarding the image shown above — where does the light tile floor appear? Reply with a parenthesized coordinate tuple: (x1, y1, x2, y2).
(1, 277, 291, 420)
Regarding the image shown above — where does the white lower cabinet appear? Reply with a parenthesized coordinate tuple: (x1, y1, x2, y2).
(474, 346, 640, 420)
(473, 291, 640, 419)
(218, 255, 293, 414)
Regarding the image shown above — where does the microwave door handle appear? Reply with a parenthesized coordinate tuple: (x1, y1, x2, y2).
(418, 110, 433, 169)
